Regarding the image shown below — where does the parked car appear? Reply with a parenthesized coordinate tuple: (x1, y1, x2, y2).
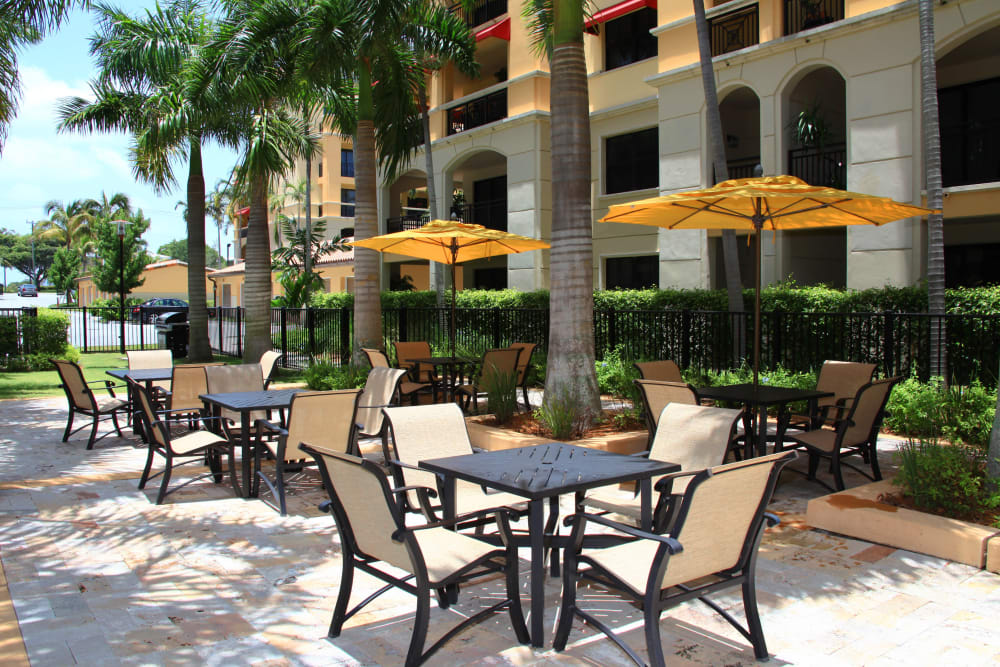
(131, 298, 188, 323)
(17, 284, 37, 297)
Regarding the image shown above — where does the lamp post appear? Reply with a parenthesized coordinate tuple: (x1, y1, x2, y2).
(113, 220, 129, 354)
(226, 243, 231, 266)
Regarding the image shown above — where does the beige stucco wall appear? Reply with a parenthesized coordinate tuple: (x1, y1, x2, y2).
(77, 263, 212, 306)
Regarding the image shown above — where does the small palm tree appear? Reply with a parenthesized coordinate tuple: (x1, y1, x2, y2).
(38, 198, 95, 251)
(205, 178, 232, 266)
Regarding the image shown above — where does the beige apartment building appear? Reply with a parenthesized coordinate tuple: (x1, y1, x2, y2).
(281, 0, 1000, 294)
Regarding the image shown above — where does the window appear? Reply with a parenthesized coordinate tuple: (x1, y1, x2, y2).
(318, 160, 323, 177)
(474, 267, 507, 290)
(605, 127, 658, 194)
(605, 255, 658, 289)
(317, 205, 323, 217)
(604, 8, 657, 71)
(341, 149, 354, 177)
(939, 77, 1000, 187)
(341, 188, 356, 217)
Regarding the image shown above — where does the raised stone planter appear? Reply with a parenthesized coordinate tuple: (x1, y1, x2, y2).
(806, 479, 1000, 573)
(465, 415, 648, 455)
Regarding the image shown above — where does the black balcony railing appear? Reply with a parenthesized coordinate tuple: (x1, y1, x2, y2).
(710, 4, 759, 56)
(714, 157, 761, 182)
(788, 143, 846, 189)
(454, 198, 507, 231)
(447, 89, 507, 135)
(385, 215, 426, 234)
(784, 0, 844, 35)
(449, 0, 507, 28)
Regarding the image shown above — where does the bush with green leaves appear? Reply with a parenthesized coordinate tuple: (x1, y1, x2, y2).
(595, 345, 640, 406)
(894, 441, 1000, 524)
(303, 362, 368, 391)
(482, 365, 518, 423)
(4, 346, 80, 371)
(535, 393, 582, 441)
(87, 297, 143, 321)
(0, 309, 72, 367)
(883, 376, 995, 448)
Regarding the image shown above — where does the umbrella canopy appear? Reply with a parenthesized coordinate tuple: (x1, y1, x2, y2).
(350, 220, 549, 355)
(599, 175, 938, 385)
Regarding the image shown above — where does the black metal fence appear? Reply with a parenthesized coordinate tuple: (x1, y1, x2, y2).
(710, 3, 759, 56)
(784, 0, 844, 35)
(449, 0, 506, 27)
(447, 88, 507, 135)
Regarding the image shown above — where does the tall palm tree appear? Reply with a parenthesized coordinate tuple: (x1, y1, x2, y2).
(523, 0, 601, 425)
(59, 0, 238, 361)
(205, 178, 231, 266)
(693, 0, 745, 358)
(0, 0, 85, 152)
(918, 0, 946, 380)
(37, 198, 95, 250)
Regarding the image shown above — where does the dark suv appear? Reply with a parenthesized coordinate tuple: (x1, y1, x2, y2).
(131, 298, 188, 323)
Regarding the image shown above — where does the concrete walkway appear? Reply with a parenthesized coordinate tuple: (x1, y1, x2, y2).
(0, 397, 998, 666)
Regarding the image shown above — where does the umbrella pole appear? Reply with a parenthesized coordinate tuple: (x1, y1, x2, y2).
(753, 221, 762, 390)
(450, 262, 456, 357)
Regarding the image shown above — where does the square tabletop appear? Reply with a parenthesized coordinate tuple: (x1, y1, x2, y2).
(698, 383, 832, 405)
(107, 368, 174, 383)
(420, 442, 680, 501)
(200, 388, 303, 411)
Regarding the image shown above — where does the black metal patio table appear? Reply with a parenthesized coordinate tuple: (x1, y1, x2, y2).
(420, 442, 679, 647)
(408, 356, 476, 403)
(697, 383, 833, 458)
(107, 367, 174, 438)
(199, 388, 303, 498)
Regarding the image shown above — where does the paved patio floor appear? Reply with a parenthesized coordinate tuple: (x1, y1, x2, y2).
(1, 397, 999, 666)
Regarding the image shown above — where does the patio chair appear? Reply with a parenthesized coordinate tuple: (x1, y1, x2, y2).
(785, 376, 902, 490)
(254, 389, 362, 515)
(354, 367, 408, 455)
(633, 379, 701, 449)
(129, 378, 228, 505)
(787, 360, 877, 430)
(363, 347, 433, 404)
(204, 363, 267, 441)
(382, 403, 527, 520)
(258, 350, 283, 389)
(301, 446, 529, 665)
(454, 347, 521, 414)
(160, 362, 225, 429)
(508, 342, 537, 411)
(581, 403, 742, 532)
(393, 341, 440, 385)
(50, 359, 128, 450)
(554, 450, 797, 666)
(634, 360, 683, 383)
(127, 349, 173, 393)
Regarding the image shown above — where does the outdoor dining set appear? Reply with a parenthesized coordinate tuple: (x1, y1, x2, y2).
(45, 349, 900, 666)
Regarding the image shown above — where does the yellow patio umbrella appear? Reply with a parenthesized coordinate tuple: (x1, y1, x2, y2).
(600, 175, 938, 385)
(349, 220, 549, 355)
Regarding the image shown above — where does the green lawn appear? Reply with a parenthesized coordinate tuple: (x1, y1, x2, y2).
(0, 352, 271, 400)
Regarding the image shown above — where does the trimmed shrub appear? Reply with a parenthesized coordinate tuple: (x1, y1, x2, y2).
(303, 362, 368, 391)
(894, 441, 1000, 524)
(883, 376, 995, 448)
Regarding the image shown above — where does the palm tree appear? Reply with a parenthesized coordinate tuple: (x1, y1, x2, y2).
(205, 178, 231, 266)
(693, 0, 745, 359)
(37, 198, 95, 250)
(0, 0, 84, 152)
(59, 0, 237, 362)
(523, 0, 602, 426)
(918, 0, 946, 380)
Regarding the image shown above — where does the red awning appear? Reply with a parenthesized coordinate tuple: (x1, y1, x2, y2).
(236, 207, 250, 217)
(476, 17, 510, 42)
(584, 0, 656, 33)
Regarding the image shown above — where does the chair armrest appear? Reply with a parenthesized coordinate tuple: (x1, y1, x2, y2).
(389, 485, 438, 499)
(764, 512, 780, 528)
(654, 470, 699, 493)
(565, 512, 683, 553)
(388, 459, 429, 473)
(255, 419, 286, 439)
(395, 507, 518, 543)
(628, 450, 650, 458)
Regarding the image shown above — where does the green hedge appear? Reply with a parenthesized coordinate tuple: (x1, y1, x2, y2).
(0, 308, 73, 370)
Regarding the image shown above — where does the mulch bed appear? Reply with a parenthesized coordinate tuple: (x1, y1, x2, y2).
(479, 410, 645, 441)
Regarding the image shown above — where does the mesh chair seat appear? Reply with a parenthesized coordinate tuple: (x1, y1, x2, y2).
(453, 481, 528, 515)
(789, 427, 837, 452)
(416, 526, 502, 584)
(96, 395, 128, 413)
(172, 430, 230, 456)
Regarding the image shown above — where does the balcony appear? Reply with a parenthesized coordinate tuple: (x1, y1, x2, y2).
(788, 143, 846, 189)
(784, 0, 844, 36)
(447, 88, 507, 135)
(449, 0, 507, 28)
(710, 4, 759, 56)
(385, 215, 426, 234)
(714, 157, 761, 182)
(454, 198, 507, 231)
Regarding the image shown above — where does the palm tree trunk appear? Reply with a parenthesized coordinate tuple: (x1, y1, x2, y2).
(694, 0, 746, 363)
(244, 172, 273, 361)
(186, 138, 211, 361)
(545, 0, 601, 425)
(419, 84, 448, 339)
(304, 111, 313, 284)
(919, 0, 946, 381)
(352, 63, 383, 361)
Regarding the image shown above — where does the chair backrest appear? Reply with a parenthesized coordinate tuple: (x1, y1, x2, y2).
(659, 450, 796, 590)
(204, 364, 265, 423)
(169, 363, 223, 412)
(477, 348, 521, 386)
(840, 376, 901, 446)
(128, 378, 169, 450)
(393, 341, 434, 382)
(127, 350, 173, 370)
(259, 350, 282, 388)
(362, 348, 390, 369)
(283, 389, 363, 462)
(50, 359, 93, 410)
(383, 403, 474, 490)
(634, 360, 683, 382)
(634, 380, 699, 430)
(357, 367, 407, 436)
(306, 447, 413, 572)
(648, 403, 743, 492)
(509, 342, 537, 385)
(816, 360, 877, 407)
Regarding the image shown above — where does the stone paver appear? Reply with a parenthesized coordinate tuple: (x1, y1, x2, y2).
(0, 397, 998, 666)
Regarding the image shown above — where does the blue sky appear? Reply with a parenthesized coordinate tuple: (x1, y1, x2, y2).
(0, 1, 239, 279)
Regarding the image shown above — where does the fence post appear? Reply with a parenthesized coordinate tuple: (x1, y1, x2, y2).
(771, 310, 782, 369)
(139, 311, 144, 350)
(681, 309, 691, 370)
(236, 307, 243, 358)
(492, 308, 502, 348)
(82, 307, 88, 354)
(883, 312, 895, 377)
(217, 307, 223, 355)
(340, 307, 351, 367)
(607, 309, 618, 352)
(307, 307, 316, 360)
(279, 307, 287, 360)
(399, 306, 408, 342)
